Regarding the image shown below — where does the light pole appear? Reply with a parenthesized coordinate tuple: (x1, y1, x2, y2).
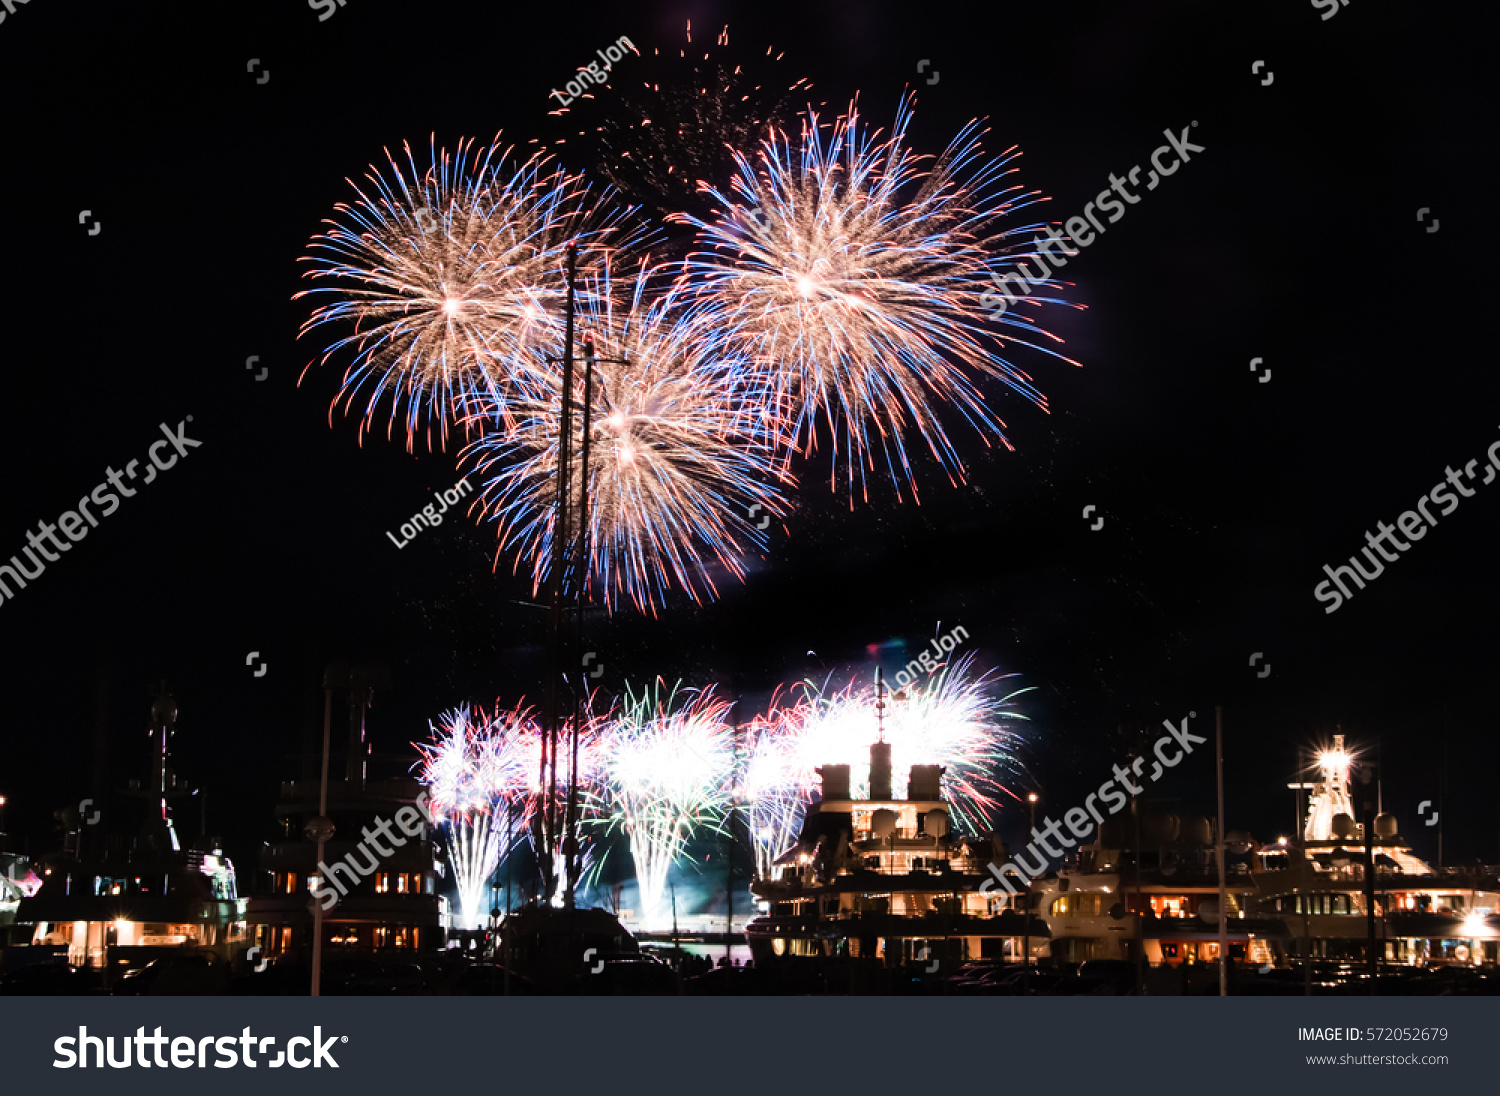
(1023, 792, 1038, 995)
(1215, 706, 1227, 998)
(307, 669, 337, 997)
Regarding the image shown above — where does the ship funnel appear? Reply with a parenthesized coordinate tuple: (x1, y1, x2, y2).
(909, 765, 944, 801)
(817, 764, 851, 801)
(869, 741, 892, 801)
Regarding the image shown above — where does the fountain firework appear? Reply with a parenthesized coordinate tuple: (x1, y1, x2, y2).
(593, 680, 735, 925)
(416, 703, 540, 929)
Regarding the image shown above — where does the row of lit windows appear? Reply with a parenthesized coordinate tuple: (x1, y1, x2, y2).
(328, 924, 418, 948)
(1051, 893, 1243, 918)
(275, 872, 429, 896)
(1051, 893, 1107, 917)
(1268, 893, 1354, 915)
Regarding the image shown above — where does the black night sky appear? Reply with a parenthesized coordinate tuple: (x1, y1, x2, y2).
(1, 0, 1495, 894)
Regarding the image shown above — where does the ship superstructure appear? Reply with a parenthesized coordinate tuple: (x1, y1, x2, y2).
(748, 684, 1046, 968)
(16, 689, 246, 973)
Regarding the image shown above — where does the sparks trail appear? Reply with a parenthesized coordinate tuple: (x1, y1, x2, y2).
(548, 22, 815, 222)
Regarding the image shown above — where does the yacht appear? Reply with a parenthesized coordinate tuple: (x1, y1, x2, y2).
(1252, 735, 1500, 969)
(15, 690, 246, 976)
(748, 721, 1047, 968)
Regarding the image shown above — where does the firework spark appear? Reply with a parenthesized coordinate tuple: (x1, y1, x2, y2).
(548, 22, 815, 223)
(532, 709, 606, 907)
(465, 262, 788, 614)
(416, 703, 540, 929)
(742, 690, 810, 879)
(678, 96, 1080, 500)
(297, 136, 640, 449)
(592, 680, 734, 925)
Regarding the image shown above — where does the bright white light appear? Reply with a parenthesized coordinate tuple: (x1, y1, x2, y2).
(443, 298, 463, 317)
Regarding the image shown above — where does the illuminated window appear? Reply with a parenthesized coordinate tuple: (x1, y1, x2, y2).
(374, 924, 410, 947)
(375, 873, 391, 894)
(1065, 894, 1103, 916)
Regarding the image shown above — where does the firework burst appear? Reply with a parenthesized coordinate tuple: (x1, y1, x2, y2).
(416, 702, 540, 929)
(297, 136, 640, 449)
(465, 262, 788, 614)
(548, 22, 815, 223)
(743, 655, 1030, 869)
(678, 95, 1080, 500)
(882, 656, 1031, 833)
(592, 680, 735, 925)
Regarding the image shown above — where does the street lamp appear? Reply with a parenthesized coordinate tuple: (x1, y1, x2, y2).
(1023, 792, 1038, 994)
